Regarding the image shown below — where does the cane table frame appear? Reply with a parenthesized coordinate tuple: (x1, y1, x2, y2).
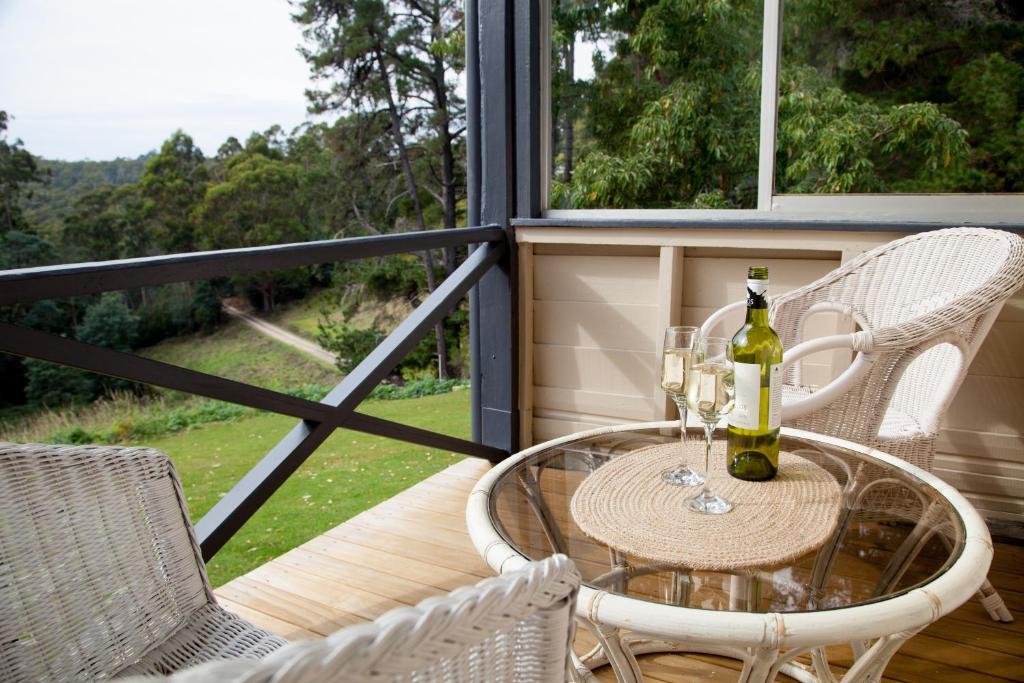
(467, 423, 993, 683)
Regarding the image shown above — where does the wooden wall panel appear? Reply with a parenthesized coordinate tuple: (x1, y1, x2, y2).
(678, 254, 843, 388)
(529, 251, 661, 441)
(519, 228, 1023, 525)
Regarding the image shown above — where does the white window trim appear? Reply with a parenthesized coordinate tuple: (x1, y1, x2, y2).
(540, 0, 1024, 225)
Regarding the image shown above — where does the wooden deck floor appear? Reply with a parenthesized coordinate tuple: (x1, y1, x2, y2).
(214, 457, 1024, 682)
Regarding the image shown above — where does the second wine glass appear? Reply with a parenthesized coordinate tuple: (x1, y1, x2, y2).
(685, 337, 736, 514)
(660, 326, 703, 486)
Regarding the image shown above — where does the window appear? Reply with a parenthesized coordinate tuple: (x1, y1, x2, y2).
(548, 0, 764, 210)
(543, 0, 1024, 220)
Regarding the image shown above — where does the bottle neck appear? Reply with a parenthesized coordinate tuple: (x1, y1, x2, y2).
(745, 306, 769, 326)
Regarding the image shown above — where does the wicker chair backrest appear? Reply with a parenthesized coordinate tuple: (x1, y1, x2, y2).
(0, 443, 211, 682)
(770, 227, 1024, 468)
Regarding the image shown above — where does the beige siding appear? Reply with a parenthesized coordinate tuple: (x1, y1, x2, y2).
(518, 227, 1024, 524)
(935, 289, 1024, 521)
(529, 249, 661, 435)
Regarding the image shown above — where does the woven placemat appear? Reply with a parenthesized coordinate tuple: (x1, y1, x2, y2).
(570, 441, 842, 571)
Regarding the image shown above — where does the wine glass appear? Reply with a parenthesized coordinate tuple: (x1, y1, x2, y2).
(660, 326, 703, 486)
(685, 337, 736, 514)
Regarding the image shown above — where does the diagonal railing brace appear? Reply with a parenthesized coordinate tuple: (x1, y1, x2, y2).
(194, 240, 505, 559)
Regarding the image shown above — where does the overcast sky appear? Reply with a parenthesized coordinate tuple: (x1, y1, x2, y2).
(0, 0, 318, 161)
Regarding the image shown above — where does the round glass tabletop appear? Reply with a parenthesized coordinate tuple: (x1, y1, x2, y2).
(486, 426, 967, 615)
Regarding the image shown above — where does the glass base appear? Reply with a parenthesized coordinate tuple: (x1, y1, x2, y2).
(687, 491, 733, 514)
(662, 467, 704, 486)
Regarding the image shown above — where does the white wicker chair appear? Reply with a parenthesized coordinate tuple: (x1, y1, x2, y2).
(0, 442, 288, 681)
(123, 554, 581, 683)
(701, 226, 1024, 623)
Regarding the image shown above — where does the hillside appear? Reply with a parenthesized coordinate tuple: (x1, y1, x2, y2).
(21, 155, 151, 237)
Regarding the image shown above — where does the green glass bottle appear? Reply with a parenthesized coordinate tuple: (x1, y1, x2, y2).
(727, 266, 783, 481)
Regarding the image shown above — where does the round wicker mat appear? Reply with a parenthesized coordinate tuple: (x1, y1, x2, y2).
(570, 442, 842, 571)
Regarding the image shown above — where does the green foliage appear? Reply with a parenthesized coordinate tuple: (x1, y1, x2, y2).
(333, 254, 427, 298)
(366, 377, 467, 399)
(133, 284, 201, 347)
(316, 323, 387, 375)
(24, 360, 96, 407)
(61, 184, 150, 261)
(190, 281, 225, 333)
(77, 293, 139, 351)
(552, 0, 1021, 206)
(0, 229, 57, 270)
(20, 155, 148, 239)
(49, 399, 250, 446)
(196, 152, 312, 311)
(0, 111, 48, 235)
(139, 130, 208, 252)
(777, 68, 970, 193)
(20, 299, 72, 333)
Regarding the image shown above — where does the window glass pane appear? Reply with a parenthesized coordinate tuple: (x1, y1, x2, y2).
(777, 0, 1024, 194)
(549, 0, 764, 209)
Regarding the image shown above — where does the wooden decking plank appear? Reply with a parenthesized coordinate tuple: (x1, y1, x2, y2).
(301, 534, 483, 591)
(325, 524, 489, 577)
(245, 561, 408, 620)
(215, 576, 365, 635)
(341, 513, 482, 554)
(214, 595, 321, 641)
(273, 546, 451, 607)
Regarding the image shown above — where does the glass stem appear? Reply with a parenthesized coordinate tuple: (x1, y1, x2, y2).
(675, 400, 688, 455)
(701, 420, 715, 499)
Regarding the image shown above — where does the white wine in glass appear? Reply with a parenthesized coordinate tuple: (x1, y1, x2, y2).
(685, 337, 736, 514)
(660, 327, 703, 486)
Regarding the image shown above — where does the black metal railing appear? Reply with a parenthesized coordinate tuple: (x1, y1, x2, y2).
(0, 226, 508, 559)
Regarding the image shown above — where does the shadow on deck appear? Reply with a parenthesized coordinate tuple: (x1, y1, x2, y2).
(213, 458, 1024, 683)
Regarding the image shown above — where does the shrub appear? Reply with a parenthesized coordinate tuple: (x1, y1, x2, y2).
(316, 324, 387, 375)
(24, 360, 96, 407)
(190, 280, 224, 333)
(135, 285, 193, 347)
(78, 292, 139, 350)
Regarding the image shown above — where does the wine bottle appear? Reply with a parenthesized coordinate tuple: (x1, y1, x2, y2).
(727, 266, 783, 481)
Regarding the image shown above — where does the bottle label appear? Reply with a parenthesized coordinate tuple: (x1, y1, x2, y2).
(730, 362, 762, 430)
(729, 361, 782, 430)
(747, 278, 768, 307)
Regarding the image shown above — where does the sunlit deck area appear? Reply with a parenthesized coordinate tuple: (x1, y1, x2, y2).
(214, 456, 1024, 683)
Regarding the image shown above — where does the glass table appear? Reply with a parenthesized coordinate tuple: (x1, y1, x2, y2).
(467, 423, 993, 683)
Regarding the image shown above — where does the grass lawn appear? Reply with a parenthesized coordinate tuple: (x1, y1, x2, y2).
(139, 389, 471, 587)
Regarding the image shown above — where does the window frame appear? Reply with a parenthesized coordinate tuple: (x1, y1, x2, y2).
(538, 0, 1024, 226)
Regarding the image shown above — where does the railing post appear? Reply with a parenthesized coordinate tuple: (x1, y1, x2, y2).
(471, 0, 518, 455)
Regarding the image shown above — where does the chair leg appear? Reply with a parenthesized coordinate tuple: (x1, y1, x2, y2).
(978, 579, 1014, 622)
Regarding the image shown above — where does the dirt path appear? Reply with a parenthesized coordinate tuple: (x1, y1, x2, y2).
(223, 304, 338, 367)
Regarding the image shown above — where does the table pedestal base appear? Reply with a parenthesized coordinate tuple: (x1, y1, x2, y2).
(570, 623, 916, 683)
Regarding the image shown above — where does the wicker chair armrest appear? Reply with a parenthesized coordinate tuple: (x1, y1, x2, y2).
(783, 344, 877, 421)
(782, 333, 868, 368)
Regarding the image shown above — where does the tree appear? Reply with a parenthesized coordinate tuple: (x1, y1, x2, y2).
(295, 0, 467, 378)
(195, 153, 311, 311)
(76, 292, 139, 351)
(0, 111, 48, 234)
(24, 293, 140, 407)
(138, 130, 209, 253)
